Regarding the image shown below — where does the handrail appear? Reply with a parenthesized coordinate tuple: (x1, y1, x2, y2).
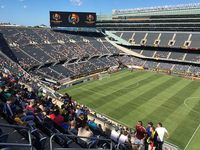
(50, 133, 112, 150)
(0, 123, 33, 150)
(0, 123, 29, 129)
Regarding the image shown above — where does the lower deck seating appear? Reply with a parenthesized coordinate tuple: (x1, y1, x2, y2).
(185, 53, 200, 62)
(158, 63, 173, 70)
(155, 51, 169, 58)
(169, 52, 185, 60)
(141, 50, 155, 57)
(144, 61, 158, 69)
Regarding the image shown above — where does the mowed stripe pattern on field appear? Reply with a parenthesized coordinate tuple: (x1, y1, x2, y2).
(60, 70, 200, 149)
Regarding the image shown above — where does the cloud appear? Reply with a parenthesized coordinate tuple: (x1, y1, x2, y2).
(23, 5, 27, 8)
(69, 0, 82, 6)
(0, 5, 5, 9)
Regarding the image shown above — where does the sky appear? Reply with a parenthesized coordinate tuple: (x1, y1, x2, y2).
(0, 0, 200, 26)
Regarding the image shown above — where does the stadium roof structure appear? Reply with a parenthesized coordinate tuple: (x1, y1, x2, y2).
(112, 3, 200, 17)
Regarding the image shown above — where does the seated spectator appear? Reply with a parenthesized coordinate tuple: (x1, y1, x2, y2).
(60, 103, 69, 121)
(14, 109, 26, 126)
(97, 124, 104, 134)
(62, 92, 71, 103)
(0, 85, 7, 102)
(76, 112, 87, 128)
(78, 125, 93, 144)
(25, 100, 35, 112)
(88, 119, 97, 130)
(54, 109, 65, 126)
(118, 130, 129, 144)
(45, 97, 53, 109)
(22, 111, 35, 128)
(8, 74, 18, 83)
(15, 92, 26, 109)
(49, 109, 68, 129)
(75, 105, 83, 117)
(34, 107, 45, 123)
(3, 97, 17, 118)
(110, 129, 120, 142)
(36, 100, 46, 112)
(48, 110, 56, 120)
(21, 87, 29, 100)
(28, 90, 36, 100)
(69, 120, 78, 135)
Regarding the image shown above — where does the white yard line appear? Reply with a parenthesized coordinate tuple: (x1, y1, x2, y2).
(184, 123, 200, 150)
(183, 97, 200, 150)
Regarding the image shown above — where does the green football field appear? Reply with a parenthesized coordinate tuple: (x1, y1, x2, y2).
(59, 70, 200, 150)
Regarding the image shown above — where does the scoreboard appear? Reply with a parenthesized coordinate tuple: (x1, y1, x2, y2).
(50, 11, 96, 28)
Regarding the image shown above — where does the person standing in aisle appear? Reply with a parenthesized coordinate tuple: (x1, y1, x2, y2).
(155, 122, 169, 150)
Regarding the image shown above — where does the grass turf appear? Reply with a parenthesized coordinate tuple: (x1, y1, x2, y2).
(59, 70, 200, 150)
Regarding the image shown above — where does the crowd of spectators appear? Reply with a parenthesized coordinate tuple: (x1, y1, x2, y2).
(0, 53, 27, 79)
(0, 68, 170, 150)
(0, 53, 173, 150)
(0, 60, 117, 149)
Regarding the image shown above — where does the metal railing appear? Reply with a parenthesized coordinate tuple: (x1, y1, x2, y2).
(50, 133, 112, 150)
(0, 123, 33, 150)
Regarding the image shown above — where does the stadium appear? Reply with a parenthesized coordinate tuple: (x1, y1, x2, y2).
(0, 1, 200, 150)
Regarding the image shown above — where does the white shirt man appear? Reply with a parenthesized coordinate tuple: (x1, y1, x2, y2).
(110, 129, 120, 143)
(118, 134, 128, 144)
(155, 122, 169, 150)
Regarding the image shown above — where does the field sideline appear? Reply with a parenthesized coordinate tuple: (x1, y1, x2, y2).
(59, 70, 200, 149)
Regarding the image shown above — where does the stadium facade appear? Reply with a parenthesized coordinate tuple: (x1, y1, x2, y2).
(97, 3, 200, 31)
(112, 3, 200, 19)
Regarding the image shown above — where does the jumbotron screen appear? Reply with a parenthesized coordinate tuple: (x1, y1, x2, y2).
(50, 11, 96, 28)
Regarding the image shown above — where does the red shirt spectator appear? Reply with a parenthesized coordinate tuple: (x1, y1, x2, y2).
(135, 121, 147, 140)
(26, 105, 35, 112)
(54, 114, 64, 126)
(50, 109, 65, 126)
(25, 100, 35, 112)
(49, 113, 56, 120)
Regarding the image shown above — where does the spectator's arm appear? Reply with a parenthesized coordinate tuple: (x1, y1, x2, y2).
(165, 129, 169, 138)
